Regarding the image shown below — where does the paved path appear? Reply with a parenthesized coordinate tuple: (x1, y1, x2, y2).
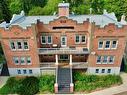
(0, 76, 9, 88)
(87, 72, 127, 95)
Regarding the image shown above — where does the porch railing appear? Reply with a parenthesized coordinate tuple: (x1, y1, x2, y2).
(40, 62, 56, 69)
(38, 48, 89, 54)
(72, 62, 88, 68)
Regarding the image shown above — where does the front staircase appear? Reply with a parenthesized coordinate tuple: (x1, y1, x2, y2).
(55, 66, 73, 93)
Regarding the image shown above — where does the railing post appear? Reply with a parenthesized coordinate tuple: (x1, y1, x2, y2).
(55, 54, 58, 65)
(70, 66, 74, 93)
(54, 66, 58, 93)
(70, 54, 72, 65)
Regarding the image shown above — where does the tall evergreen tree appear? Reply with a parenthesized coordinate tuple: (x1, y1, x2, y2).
(0, 0, 11, 23)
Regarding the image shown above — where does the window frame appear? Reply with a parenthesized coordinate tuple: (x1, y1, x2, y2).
(23, 41, 29, 50)
(13, 56, 19, 65)
(107, 69, 111, 73)
(10, 41, 16, 51)
(108, 56, 114, 64)
(47, 35, 52, 44)
(111, 40, 118, 49)
(29, 69, 33, 74)
(105, 40, 111, 49)
(26, 56, 32, 65)
(17, 69, 21, 74)
(101, 69, 105, 73)
(102, 56, 108, 64)
(95, 69, 99, 73)
(41, 36, 46, 44)
(23, 69, 27, 74)
(98, 40, 104, 49)
(96, 56, 102, 64)
(20, 57, 26, 65)
(81, 35, 86, 43)
(17, 41, 23, 50)
(75, 35, 80, 44)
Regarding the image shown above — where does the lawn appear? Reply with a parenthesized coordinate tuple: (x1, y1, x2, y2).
(0, 75, 55, 95)
(73, 71, 122, 93)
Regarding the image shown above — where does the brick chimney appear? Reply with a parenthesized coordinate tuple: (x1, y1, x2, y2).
(58, 2, 69, 17)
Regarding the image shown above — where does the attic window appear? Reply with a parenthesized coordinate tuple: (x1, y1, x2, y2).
(52, 26, 74, 29)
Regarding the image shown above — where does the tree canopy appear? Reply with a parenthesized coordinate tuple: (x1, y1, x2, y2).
(0, 0, 127, 22)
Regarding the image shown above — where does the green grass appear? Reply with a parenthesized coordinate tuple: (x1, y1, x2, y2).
(0, 75, 55, 94)
(73, 71, 122, 92)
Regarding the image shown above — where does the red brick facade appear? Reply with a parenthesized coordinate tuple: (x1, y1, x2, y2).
(0, 2, 127, 76)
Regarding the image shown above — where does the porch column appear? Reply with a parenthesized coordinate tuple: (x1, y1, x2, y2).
(70, 54, 72, 65)
(55, 54, 58, 65)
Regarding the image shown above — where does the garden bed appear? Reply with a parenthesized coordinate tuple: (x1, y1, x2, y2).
(73, 71, 122, 93)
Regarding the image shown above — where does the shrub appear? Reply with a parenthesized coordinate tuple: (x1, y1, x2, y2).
(0, 77, 22, 94)
(18, 76, 39, 95)
(39, 75, 55, 93)
(73, 71, 122, 92)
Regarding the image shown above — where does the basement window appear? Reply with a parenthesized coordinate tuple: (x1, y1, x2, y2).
(52, 26, 74, 29)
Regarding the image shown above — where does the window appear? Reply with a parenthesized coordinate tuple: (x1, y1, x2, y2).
(101, 69, 105, 73)
(47, 36, 52, 44)
(29, 70, 33, 74)
(81, 35, 86, 43)
(112, 41, 117, 49)
(75, 35, 80, 43)
(17, 41, 22, 49)
(41, 36, 46, 44)
(109, 56, 114, 63)
(98, 41, 103, 49)
(59, 55, 69, 60)
(105, 41, 110, 49)
(17, 70, 21, 74)
(10, 42, 16, 50)
(95, 69, 99, 73)
(13, 57, 19, 64)
(107, 69, 111, 73)
(23, 41, 29, 50)
(97, 56, 101, 63)
(103, 56, 108, 63)
(26, 57, 31, 64)
(20, 57, 25, 64)
(23, 70, 27, 74)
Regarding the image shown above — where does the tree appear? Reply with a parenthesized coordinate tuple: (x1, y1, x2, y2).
(0, 0, 11, 23)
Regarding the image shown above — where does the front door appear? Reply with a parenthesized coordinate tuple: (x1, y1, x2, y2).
(61, 36, 67, 47)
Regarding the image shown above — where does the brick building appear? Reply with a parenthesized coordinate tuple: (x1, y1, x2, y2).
(0, 2, 127, 93)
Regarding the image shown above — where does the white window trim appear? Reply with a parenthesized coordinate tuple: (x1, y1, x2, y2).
(26, 56, 32, 65)
(108, 56, 115, 64)
(17, 69, 21, 74)
(81, 35, 86, 43)
(102, 56, 108, 64)
(23, 41, 29, 50)
(111, 40, 118, 49)
(16, 41, 23, 51)
(75, 35, 80, 44)
(13, 56, 19, 65)
(41, 36, 46, 44)
(47, 36, 52, 44)
(98, 40, 104, 50)
(20, 57, 26, 65)
(96, 56, 102, 64)
(104, 40, 111, 50)
(10, 41, 17, 51)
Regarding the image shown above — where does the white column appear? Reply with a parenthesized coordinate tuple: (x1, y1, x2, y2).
(70, 54, 72, 65)
(55, 54, 58, 65)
